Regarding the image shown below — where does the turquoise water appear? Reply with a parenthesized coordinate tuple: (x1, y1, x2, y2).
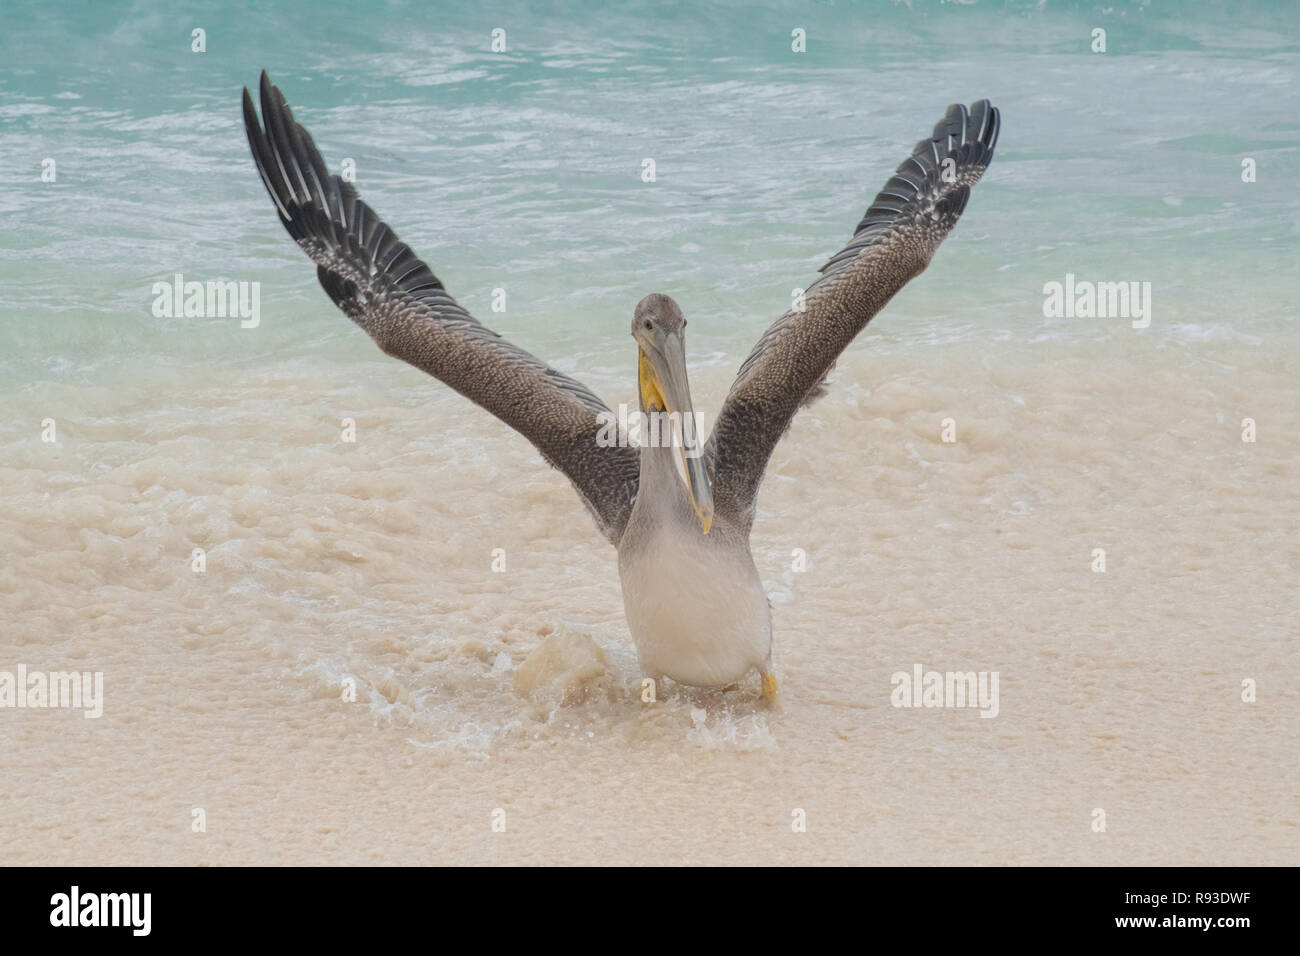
(1, 0, 1296, 389)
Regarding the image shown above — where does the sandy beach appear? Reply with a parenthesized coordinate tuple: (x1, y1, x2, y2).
(3, 339, 1295, 864)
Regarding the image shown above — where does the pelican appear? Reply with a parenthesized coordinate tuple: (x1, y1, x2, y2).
(242, 72, 1000, 704)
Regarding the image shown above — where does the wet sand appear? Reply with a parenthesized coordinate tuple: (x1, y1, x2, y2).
(2, 339, 1295, 864)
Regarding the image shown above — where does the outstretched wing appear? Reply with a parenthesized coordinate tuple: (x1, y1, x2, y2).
(242, 72, 639, 544)
(704, 100, 1001, 528)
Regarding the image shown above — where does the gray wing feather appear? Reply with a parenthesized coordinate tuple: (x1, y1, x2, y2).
(243, 72, 639, 545)
(704, 100, 1000, 529)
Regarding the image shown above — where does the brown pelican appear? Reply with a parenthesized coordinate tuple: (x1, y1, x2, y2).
(242, 72, 1000, 704)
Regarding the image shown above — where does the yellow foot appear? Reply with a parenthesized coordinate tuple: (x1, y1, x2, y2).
(760, 672, 782, 708)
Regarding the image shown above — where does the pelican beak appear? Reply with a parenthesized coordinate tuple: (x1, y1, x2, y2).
(638, 329, 714, 534)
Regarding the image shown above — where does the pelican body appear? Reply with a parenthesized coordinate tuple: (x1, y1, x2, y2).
(242, 72, 1000, 702)
(618, 301, 774, 688)
(619, 450, 772, 688)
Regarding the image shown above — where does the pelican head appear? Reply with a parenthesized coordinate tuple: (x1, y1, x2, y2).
(631, 293, 713, 534)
